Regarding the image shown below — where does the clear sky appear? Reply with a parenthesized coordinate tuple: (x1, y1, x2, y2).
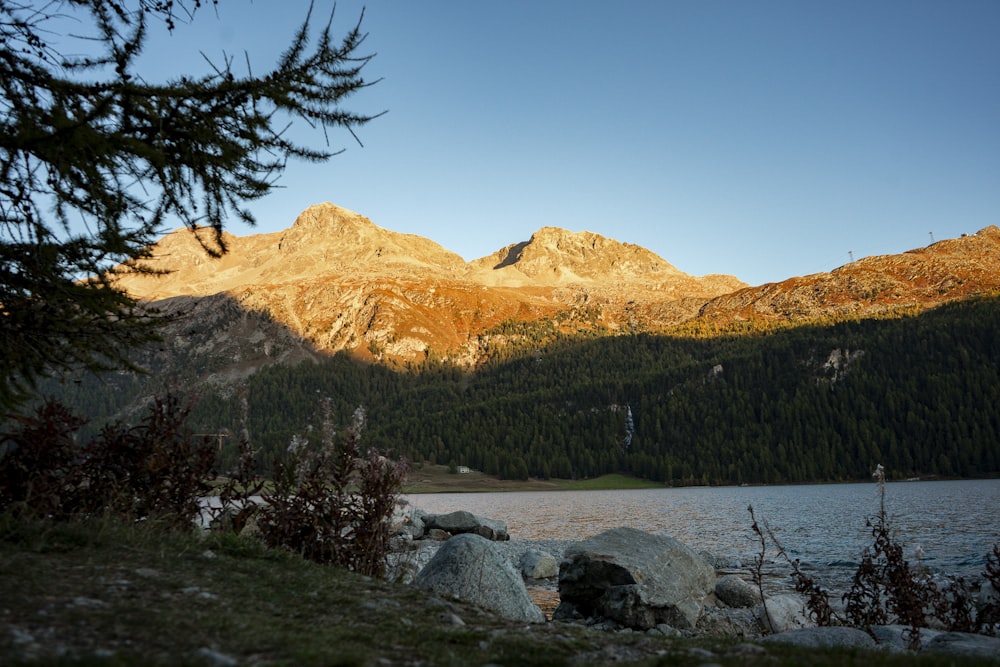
(138, 1, 1000, 286)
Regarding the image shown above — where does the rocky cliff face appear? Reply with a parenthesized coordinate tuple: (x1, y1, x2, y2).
(116, 203, 1000, 378)
(117, 203, 745, 367)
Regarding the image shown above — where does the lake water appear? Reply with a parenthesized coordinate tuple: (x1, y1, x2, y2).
(405, 479, 1000, 593)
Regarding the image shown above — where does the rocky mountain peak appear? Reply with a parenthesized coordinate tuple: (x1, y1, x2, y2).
(115, 206, 1000, 375)
(471, 226, 691, 287)
(277, 203, 377, 251)
(275, 203, 467, 276)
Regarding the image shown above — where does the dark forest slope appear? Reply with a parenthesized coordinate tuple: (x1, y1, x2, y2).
(51, 295, 1000, 486)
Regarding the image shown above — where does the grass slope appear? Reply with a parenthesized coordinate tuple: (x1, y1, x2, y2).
(402, 465, 662, 494)
(2, 517, 989, 666)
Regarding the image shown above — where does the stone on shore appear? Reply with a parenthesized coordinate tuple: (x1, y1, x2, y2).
(715, 574, 760, 608)
(421, 510, 510, 541)
(754, 593, 812, 633)
(414, 533, 545, 623)
(761, 626, 877, 650)
(520, 550, 558, 579)
(555, 527, 716, 630)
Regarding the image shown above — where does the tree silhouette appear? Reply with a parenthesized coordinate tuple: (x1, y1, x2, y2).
(0, 0, 381, 408)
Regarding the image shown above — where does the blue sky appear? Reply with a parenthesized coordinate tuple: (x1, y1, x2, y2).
(138, 1, 999, 286)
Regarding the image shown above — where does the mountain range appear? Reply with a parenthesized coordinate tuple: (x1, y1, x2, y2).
(115, 202, 1000, 383)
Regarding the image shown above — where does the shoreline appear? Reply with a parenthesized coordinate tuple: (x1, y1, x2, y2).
(401, 465, 996, 495)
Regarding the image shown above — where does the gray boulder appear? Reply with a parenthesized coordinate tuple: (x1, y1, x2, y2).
(422, 510, 509, 541)
(754, 593, 812, 633)
(520, 550, 558, 579)
(556, 527, 716, 630)
(761, 626, 877, 650)
(923, 631, 1000, 659)
(715, 575, 760, 608)
(414, 533, 545, 623)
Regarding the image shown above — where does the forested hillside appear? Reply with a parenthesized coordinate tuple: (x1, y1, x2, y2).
(50, 296, 1000, 486)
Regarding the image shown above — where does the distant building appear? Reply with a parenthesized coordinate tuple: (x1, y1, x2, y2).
(456, 466, 472, 474)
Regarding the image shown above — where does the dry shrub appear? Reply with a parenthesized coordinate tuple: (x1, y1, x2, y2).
(979, 546, 1000, 635)
(755, 465, 999, 646)
(2, 394, 409, 580)
(0, 396, 216, 528)
(0, 400, 88, 517)
(254, 400, 408, 577)
(749, 504, 841, 629)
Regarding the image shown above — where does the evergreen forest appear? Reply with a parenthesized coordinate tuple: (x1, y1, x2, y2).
(47, 296, 1000, 486)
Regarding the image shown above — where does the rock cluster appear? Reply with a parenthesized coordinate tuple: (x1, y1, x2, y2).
(398, 508, 510, 542)
(396, 515, 1000, 661)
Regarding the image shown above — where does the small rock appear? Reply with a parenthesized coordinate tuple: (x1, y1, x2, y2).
(438, 612, 465, 626)
(10, 627, 35, 645)
(201, 549, 217, 560)
(552, 601, 584, 622)
(425, 528, 451, 541)
(195, 647, 239, 667)
(69, 597, 107, 609)
(519, 550, 558, 579)
(715, 575, 759, 608)
(649, 624, 682, 637)
(725, 643, 766, 656)
(687, 647, 717, 660)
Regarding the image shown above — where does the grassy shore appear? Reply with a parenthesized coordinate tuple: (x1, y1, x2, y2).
(2, 515, 992, 666)
(402, 465, 663, 494)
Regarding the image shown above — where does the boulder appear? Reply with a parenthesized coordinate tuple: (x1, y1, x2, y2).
(414, 533, 545, 623)
(761, 626, 877, 650)
(520, 550, 558, 579)
(422, 510, 509, 541)
(556, 527, 716, 630)
(754, 594, 812, 633)
(922, 631, 1000, 659)
(715, 575, 760, 608)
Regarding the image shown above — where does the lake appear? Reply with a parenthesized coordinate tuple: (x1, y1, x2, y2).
(405, 479, 1000, 593)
